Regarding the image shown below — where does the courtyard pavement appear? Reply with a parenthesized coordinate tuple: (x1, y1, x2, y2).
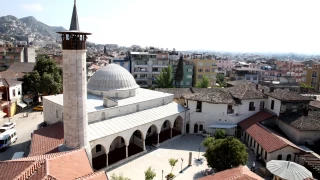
(107, 135, 209, 180)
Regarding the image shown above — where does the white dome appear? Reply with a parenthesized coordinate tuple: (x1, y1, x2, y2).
(87, 64, 139, 91)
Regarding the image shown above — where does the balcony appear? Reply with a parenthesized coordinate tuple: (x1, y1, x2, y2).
(134, 64, 148, 68)
(312, 74, 317, 78)
(153, 64, 168, 68)
(152, 71, 161, 74)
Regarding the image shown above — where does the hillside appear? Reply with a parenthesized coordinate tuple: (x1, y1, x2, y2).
(0, 15, 66, 41)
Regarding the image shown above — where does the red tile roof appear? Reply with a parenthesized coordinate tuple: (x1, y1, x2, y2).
(246, 123, 300, 153)
(29, 122, 64, 156)
(0, 149, 108, 180)
(76, 171, 108, 180)
(238, 110, 276, 130)
(198, 166, 263, 180)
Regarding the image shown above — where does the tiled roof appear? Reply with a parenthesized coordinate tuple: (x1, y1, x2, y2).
(309, 100, 320, 109)
(0, 149, 108, 180)
(184, 88, 235, 104)
(266, 89, 313, 102)
(0, 70, 25, 79)
(238, 110, 276, 130)
(246, 123, 300, 153)
(7, 62, 35, 73)
(29, 122, 64, 156)
(279, 112, 320, 131)
(226, 81, 269, 100)
(76, 171, 108, 180)
(155, 88, 192, 98)
(198, 166, 263, 180)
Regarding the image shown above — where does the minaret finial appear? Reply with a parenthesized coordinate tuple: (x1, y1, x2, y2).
(74, 0, 76, 4)
(69, 0, 79, 31)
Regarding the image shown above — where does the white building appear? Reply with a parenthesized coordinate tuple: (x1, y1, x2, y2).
(43, 64, 188, 170)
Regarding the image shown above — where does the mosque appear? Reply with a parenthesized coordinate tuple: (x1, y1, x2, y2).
(42, 3, 188, 170)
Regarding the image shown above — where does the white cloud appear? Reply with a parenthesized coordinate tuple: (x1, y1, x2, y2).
(21, 4, 44, 12)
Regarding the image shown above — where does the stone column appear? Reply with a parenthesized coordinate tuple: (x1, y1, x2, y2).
(106, 153, 108, 167)
(170, 128, 173, 138)
(143, 139, 146, 151)
(126, 145, 128, 158)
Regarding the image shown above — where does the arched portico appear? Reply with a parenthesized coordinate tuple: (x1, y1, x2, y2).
(128, 130, 144, 157)
(108, 136, 127, 165)
(145, 124, 158, 147)
(159, 120, 172, 143)
(172, 116, 183, 138)
(92, 144, 107, 170)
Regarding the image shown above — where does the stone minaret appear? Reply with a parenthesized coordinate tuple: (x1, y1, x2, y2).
(57, 0, 92, 162)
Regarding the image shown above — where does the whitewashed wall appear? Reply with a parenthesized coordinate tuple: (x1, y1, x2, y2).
(266, 97, 281, 116)
(9, 84, 22, 102)
(43, 98, 63, 125)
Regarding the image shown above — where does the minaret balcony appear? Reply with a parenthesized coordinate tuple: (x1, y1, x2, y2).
(62, 40, 86, 50)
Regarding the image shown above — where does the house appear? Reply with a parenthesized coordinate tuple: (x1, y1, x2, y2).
(192, 59, 218, 87)
(230, 67, 264, 83)
(0, 78, 24, 117)
(198, 165, 263, 180)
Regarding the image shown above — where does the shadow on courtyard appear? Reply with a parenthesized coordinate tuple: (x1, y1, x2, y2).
(159, 134, 206, 152)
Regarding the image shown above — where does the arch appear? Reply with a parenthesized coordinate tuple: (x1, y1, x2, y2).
(108, 136, 126, 165)
(128, 130, 144, 157)
(277, 154, 282, 160)
(199, 124, 203, 131)
(172, 116, 183, 138)
(159, 120, 172, 143)
(91, 144, 107, 170)
(194, 124, 198, 133)
(145, 124, 158, 146)
(286, 154, 292, 161)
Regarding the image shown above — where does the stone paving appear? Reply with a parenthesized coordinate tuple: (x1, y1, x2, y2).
(107, 134, 209, 180)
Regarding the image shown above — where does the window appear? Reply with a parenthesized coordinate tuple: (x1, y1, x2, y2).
(13, 89, 16, 97)
(96, 145, 102, 153)
(206, 63, 210, 66)
(260, 101, 265, 110)
(198, 62, 203, 66)
(198, 75, 203, 79)
(196, 101, 202, 112)
(187, 75, 192, 78)
(187, 69, 193, 72)
(286, 154, 292, 161)
(249, 102, 255, 111)
(212, 68, 216, 72)
(205, 69, 210, 72)
(194, 124, 198, 133)
(198, 68, 203, 72)
(227, 105, 233, 114)
(18, 88, 21, 95)
(271, 100, 275, 110)
(277, 154, 282, 160)
(199, 124, 203, 131)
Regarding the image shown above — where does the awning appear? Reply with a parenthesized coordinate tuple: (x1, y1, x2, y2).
(207, 124, 237, 129)
(17, 102, 27, 108)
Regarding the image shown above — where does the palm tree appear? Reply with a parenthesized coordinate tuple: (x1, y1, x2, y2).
(110, 173, 131, 180)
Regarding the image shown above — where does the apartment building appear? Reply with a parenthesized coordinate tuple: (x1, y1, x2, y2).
(275, 60, 304, 82)
(302, 63, 320, 92)
(217, 59, 235, 71)
(130, 52, 169, 87)
(192, 59, 218, 87)
(172, 63, 194, 88)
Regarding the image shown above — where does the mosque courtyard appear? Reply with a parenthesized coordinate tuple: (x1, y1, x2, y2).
(106, 135, 209, 180)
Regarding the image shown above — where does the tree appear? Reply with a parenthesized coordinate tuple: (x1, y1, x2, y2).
(24, 56, 62, 95)
(169, 158, 178, 175)
(214, 129, 226, 139)
(174, 56, 184, 87)
(110, 173, 131, 180)
(155, 66, 173, 88)
(202, 136, 215, 148)
(145, 166, 156, 180)
(216, 74, 226, 87)
(195, 76, 210, 88)
(203, 137, 248, 172)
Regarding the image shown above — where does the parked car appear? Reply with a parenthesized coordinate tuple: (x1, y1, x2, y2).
(33, 105, 43, 111)
(0, 128, 6, 133)
(1, 122, 16, 129)
(0, 129, 18, 151)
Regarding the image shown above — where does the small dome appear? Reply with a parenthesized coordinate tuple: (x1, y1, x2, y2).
(87, 64, 139, 91)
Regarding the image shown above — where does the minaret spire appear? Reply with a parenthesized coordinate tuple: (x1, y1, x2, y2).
(69, 0, 79, 31)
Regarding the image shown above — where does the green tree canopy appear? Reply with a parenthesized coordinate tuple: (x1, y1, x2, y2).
(155, 66, 173, 88)
(111, 173, 131, 180)
(195, 76, 210, 88)
(174, 56, 184, 87)
(214, 129, 226, 139)
(203, 137, 248, 172)
(202, 136, 215, 148)
(300, 82, 313, 89)
(216, 74, 226, 87)
(144, 166, 156, 180)
(24, 56, 62, 95)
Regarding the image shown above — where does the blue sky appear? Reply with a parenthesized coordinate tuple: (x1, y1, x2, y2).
(2, 0, 320, 53)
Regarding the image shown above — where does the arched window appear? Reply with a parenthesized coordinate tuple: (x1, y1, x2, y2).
(286, 154, 292, 161)
(96, 145, 101, 153)
(277, 154, 282, 160)
(199, 124, 203, 131)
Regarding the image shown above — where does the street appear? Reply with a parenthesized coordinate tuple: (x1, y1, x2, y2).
(0, 108, 44, 161)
